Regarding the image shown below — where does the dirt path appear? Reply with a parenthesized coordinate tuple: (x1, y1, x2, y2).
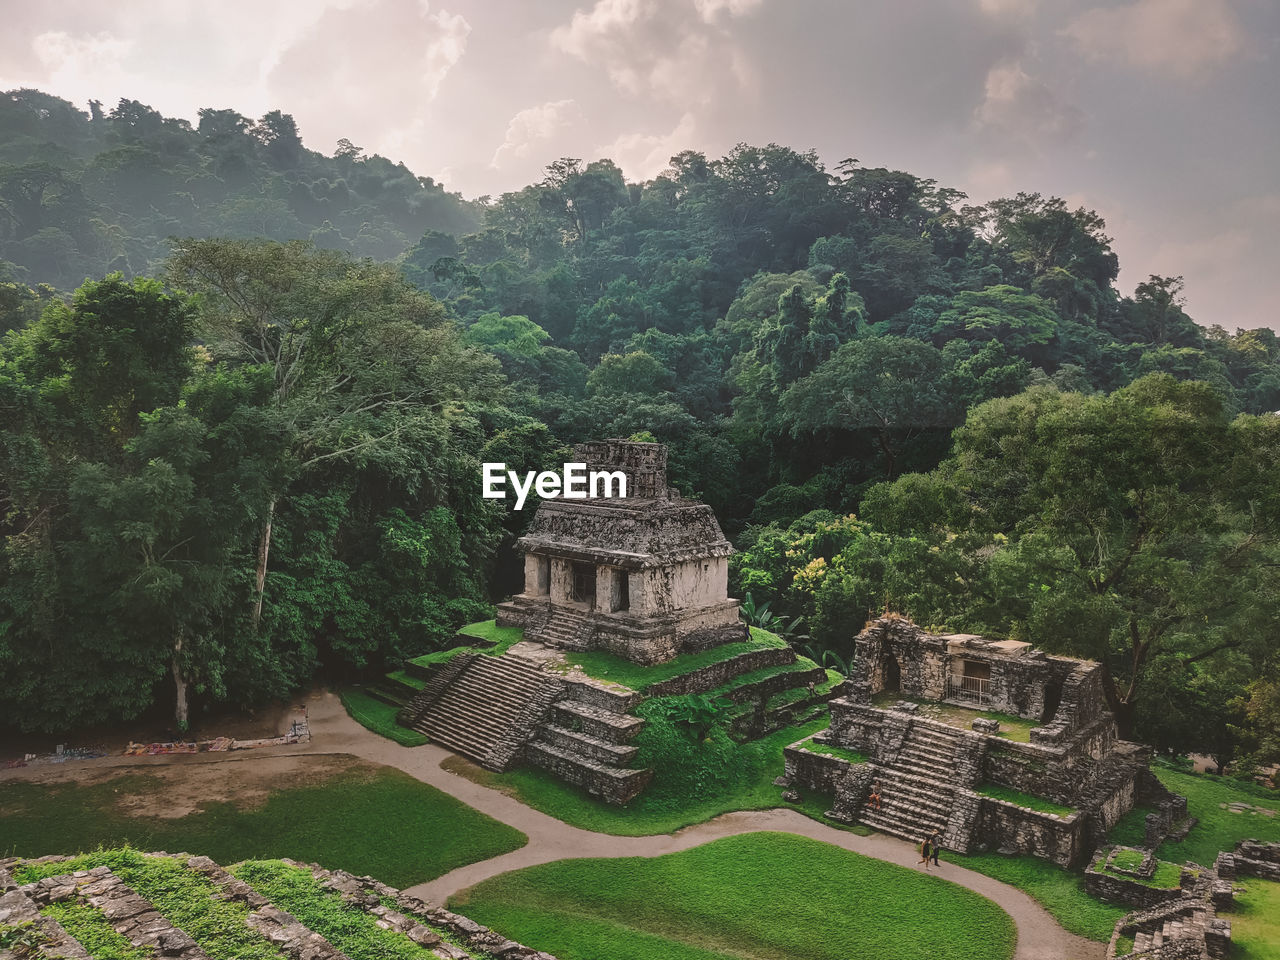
(1, 689, 1105, 960)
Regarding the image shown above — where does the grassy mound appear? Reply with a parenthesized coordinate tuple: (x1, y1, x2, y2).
(0, 764, 524, 887)
(446, 716, 832, 836)
(563, 626, 788, 691)
(451, 832, 1016, 960)
(339, 689, 428, 746)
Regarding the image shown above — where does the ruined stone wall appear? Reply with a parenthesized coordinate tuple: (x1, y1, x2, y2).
(974, 796, 1085, 867)
(827, 698, 897, 759)
(855, 618, 950, 699)
(646, 646, 794, 696)
(982, 658, 1049, 719)
(982, 740, 1072, 800)
(783, 742, 858, 795)
(660, 557, 729, 612)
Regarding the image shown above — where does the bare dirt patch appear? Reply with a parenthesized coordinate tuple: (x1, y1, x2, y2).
(1, 753, 381, 820)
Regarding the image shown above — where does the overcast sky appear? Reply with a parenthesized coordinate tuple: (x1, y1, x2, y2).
(3, 0, 1277, 330)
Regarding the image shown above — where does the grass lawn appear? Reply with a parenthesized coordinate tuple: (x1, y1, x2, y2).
(797, 736, 869, 764)
(0, 765, 524, 888)
(871, 693, 1039, 743)
(408, 620, 526, 669)
(339, 689, 428, 747)
(1108, 765, 1280, 867)
(563, 627, 788, 691)
(955, 852, 1126, 943)
(451, 832, 1016, 960)
(977, 783, 1075, 817)
(445, 716, 832, 836)
(1232, 877, 1280, 960)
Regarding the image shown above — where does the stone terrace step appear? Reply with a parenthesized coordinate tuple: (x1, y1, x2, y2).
(537, 724, 639, 765)
(859, 808, 950, 843)
(0, 880, 93, 960)
(524, 740, 652, 805)
(24, 867, 211, 960)
(551, 700, 644, 743)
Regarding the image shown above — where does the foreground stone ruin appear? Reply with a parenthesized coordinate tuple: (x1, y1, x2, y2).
(0, 853, 556, 960)
(781, 616, 1176, 867)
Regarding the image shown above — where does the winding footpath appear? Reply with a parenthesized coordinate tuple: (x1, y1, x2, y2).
(2, 689, 1105, 960)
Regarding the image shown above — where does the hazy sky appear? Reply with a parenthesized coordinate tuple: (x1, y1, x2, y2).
(3, 0, 1277, 330)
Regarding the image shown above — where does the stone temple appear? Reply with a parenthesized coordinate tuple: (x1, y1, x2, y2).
(495, 439, 744, 664)
(398, 440, 832, 805)
(781, 616, 1181, 867)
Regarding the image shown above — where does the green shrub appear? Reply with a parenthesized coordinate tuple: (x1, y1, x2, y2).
(633, 696, 739, 810)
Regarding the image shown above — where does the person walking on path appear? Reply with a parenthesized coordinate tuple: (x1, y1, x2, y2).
(930, 829, 942, 866)
(918, 835, 932, 870)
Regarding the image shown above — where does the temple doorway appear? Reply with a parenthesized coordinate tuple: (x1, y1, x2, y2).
(881, 654, 901, 693)
(570, 561, 597, 608)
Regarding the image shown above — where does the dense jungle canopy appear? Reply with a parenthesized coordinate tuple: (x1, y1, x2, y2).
(1, 89, 1276, 767)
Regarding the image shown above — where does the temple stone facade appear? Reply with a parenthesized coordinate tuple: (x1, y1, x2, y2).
(496, 440, 744, 664)
(781, 616, 1176, 867)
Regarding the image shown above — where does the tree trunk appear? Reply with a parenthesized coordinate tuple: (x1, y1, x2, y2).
(172, 628, 189, 731)
(875, 429, 898, 478)
(252, 496, 276, 629)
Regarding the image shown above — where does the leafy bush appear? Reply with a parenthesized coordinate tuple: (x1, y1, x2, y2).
(633, 696, 739, 810)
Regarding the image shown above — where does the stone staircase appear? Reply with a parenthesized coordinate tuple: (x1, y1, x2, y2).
(1117, 898, 1231, 959)
(399, 653, 564, 771)
(858, 721, 968, 844)
(524, 677, 652, 805)
(527, 607, 595, 650)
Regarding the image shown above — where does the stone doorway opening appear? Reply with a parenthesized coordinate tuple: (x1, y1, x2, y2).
(570, 561, 597, 608)
(881, 654, 901, 693)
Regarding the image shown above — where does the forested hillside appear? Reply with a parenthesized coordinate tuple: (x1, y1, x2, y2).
(0, 88, 477, 291)
(1, 90, 1276, 770)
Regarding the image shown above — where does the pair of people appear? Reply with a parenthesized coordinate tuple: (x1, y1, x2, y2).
(918, 830, 942, 869)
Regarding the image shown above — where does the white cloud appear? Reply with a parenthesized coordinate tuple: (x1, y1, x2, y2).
(977, 0, 1037, 18)
(595, 112, 696, 182)
(492, 99, 580, 167)
(1062, 0, 1245, 79)
(974, 60, 1083, 144)
(422, 8, 471, 99)
(550, 0, 756, 102)
(692, 0, 764, 23)
(32, 30, 133, 74)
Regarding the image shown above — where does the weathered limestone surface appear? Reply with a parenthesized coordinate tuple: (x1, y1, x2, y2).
(497, 440, 743, 665)
(812, 616, 1170, 867)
